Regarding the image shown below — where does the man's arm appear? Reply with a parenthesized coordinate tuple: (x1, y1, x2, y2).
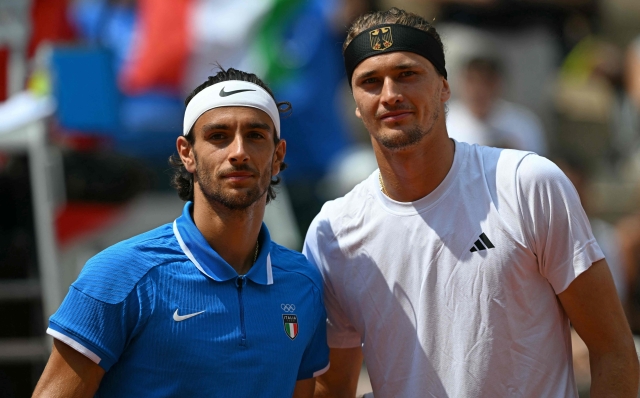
(293, 378, 316, 398)
(558, 259, 639, 397)
(315, 347, 363, 398)
(32, 339, 104, 398)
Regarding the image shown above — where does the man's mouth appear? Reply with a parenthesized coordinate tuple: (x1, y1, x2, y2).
(379, 110, 412, 122)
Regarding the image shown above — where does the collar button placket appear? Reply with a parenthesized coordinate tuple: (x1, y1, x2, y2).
(236, 276, 247, 347)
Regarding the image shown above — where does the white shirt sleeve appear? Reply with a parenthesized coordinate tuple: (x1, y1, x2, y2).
(516, 154, 604, 294)
(303, 213, 362, 348)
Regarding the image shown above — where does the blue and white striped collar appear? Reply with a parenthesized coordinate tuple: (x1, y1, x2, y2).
(173, 202, 274, 285)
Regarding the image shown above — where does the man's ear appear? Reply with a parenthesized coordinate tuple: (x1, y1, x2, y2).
(272, 139, 286, 177)
(441, 78, 451, 103)
(355, 107, 362, 119)
(177, 136, 196, 173)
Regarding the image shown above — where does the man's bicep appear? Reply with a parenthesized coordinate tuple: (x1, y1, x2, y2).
(33, 339, 105, 398)
(557, 259, 634, 355)
(315, 347, 363, 398)
(293, 378, 316, 398)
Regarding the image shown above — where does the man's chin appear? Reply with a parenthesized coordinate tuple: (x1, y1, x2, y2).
(204, 187, 267, 211)
(377, 134, 423, 151)
(374, 125, 428, 151)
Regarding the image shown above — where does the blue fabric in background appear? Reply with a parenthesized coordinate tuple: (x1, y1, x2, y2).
(51, 46, 122, 135)
(61, 0, 182, 160)
(272, 0, 352, 183)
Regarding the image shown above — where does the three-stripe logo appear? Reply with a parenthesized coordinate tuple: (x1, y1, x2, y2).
(470, 233, 495, 252)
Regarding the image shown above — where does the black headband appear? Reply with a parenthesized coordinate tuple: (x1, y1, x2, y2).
(344, 24, 447, 86)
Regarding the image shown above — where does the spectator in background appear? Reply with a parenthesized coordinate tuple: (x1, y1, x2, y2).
(446, 56, 548, 155)
(618, 36, 640, 335)
(613, 35, 640, 168)
(618, 201, 640, 335)
(432, 0, 597, 141)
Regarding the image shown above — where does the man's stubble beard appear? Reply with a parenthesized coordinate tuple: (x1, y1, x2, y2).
(374, 97, 442, 151)
(194, 151, 272, 211)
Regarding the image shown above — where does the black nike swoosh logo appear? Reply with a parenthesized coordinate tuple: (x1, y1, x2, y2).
(219, 87, 256, 97)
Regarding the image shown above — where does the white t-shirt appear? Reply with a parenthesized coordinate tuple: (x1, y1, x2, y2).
(303, 141, 603, 398)
(446, 99, 548, 156)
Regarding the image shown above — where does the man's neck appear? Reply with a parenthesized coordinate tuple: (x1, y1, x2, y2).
(191, 192, 265, 275)
(375, 130, 455, 203)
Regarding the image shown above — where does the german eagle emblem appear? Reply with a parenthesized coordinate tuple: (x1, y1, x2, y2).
(370, 27, 393, 51)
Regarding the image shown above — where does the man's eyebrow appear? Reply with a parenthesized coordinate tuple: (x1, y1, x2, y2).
(247, 122, 271, 131)
(392, 62, 420, 70)
(354, 62, 421, 80)
(199, 121, 272, 133)
(355, 69, 378, 80)
(201, 123, 230, 132)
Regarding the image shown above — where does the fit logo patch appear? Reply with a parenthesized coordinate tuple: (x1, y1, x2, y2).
(283, 314, 298, 340)
(370, 27, 393, 51)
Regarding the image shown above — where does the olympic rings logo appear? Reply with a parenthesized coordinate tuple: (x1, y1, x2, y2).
(281, 304, 296, 312)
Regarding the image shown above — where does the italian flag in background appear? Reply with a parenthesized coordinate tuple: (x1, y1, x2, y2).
(120, 0, 304, 95)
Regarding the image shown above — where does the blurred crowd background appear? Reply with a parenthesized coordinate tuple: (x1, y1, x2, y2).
(1, 0, 640, 396)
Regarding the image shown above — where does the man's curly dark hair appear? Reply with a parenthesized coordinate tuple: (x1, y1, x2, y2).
(169, 67, 289, 204)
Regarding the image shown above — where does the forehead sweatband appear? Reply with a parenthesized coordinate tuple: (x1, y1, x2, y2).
(344, 24, 447, 86)
(183, 80, 280, 137)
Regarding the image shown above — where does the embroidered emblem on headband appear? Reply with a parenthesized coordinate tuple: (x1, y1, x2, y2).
(370, 27, 393, 51)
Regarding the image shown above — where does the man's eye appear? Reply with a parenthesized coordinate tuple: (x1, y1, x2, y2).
(248, 132, 266, 139)
(362, 78, 378, 84)
(400, 71, 416, 77)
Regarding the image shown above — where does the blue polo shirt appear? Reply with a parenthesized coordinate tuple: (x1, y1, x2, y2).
(47, 202, 329, 397)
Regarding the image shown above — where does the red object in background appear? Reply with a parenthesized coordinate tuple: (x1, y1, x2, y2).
(55, 202, 126, 248)
(120, 0, 192, 94)
(0, 47, 7, 101)
(27, 0, 76, 58)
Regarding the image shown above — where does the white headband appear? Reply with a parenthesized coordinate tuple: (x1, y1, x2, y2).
(183, 80, 280, 137)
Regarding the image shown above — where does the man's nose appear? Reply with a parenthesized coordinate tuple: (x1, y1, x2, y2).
(380, 77, 403, 105)
(228, 135, 249, 163)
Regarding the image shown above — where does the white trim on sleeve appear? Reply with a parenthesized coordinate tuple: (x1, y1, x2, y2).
(312, 362, 330, 378)
(46, 327, 101, 364)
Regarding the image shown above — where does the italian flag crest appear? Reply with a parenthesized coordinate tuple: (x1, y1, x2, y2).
(283, 314, 298, 340)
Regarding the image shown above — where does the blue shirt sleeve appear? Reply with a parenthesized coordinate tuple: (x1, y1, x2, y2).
(296, 285, 330, 380)
(48, 276, 154, 371)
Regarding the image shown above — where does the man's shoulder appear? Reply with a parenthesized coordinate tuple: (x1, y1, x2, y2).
(465, 143, 536, 179)
(477, 145, 563, 187)
(269, 243, 324, 291)
(90, 222, 180, 264)
(72, 222, 183, 304)
(466, 144, 567, 209)
(510, 152, 572, 200)
(313, 172, 375, 225)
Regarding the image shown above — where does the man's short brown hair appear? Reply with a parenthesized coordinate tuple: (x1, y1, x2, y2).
(343, 7, 445, 77)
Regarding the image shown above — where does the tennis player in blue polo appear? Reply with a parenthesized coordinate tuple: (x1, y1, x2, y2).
(33, 68, 330, 397)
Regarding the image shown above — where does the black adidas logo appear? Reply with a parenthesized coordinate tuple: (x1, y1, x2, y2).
(470, 233, 495, 252)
